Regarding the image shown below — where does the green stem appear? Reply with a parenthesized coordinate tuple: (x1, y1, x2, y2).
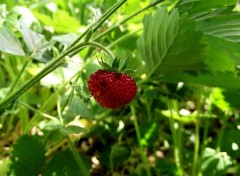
(216, 114, 227, 152)
(200, 118, 210, 156)
(168, 99, 182, 174)
(93, 0, 163, 41)
(18, 100, 58, 122)
(82, 41, 115, 60)
(3, 57, 16, 81)
(6, 57, 31, 96)
(0, 42, 113, 112)
(66, 135, 89, 176)
(198, 118, 210, 176)
(57, 96, 64, 125)
(108, 29, 142, 49)
(24, 92, 58, 134)
(92, 0, 127, 33)
(146, 102, 152, 122)
(60, 86, 75, 113)
(130, 105, 152, 176)
(192, 120, 200, 176)
(192, 87, 202, 176)
(68, 0, 127, 48)
(69, 41, 115, 59)
(0, 62, 5, 81)
(45, 139, 67, 156)
(64, 91, 88, 175)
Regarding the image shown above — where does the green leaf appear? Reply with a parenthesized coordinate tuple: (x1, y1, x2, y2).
(204, 35, 240, 73)
(10, 135, 45, 176)
(111, 57, 120, 70)
(110, 144, 131, 168)
(75, 86, 90, 104)
(137, 8, 205, 76)
(0, 27, 25, 56)
(223, 89, 240, 110)
(201, 148, 232, 176)
(6, 6, 37, 28)
(18, 22, 50, 60)
(176, 1, 240, 75)
(43, 149, 91, 176)
(52, 33, 78, 45)
(98, 58, 112, 70)
(120, 58, 129, 72)
(60, 125, 86, 134)
(67, 96, 94, 119)
(157, 72, 240, 89)
(177, 0, 236, 18)
(197, 12, 240, 43)
(155, 159, 179, 176)
(219, 130, 240, 159)
(42, 121, 86, 135)
(34, 10, 81, 33)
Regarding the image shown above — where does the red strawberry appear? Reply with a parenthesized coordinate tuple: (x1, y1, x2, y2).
(88, 69, 137, 109)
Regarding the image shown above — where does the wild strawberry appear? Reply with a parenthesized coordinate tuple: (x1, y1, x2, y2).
(87, 58, 137, 109)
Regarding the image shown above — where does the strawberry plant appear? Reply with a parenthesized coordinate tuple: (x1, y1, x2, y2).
(0, 0, 240, 175)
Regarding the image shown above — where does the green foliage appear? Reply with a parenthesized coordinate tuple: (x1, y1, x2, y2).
(18, 22, 50, 61)
(197, 13, 240, 43)
(43, 123, 86, 135)
(0, 158, 10, 176)
(177, 0, 236, 17)
(33, 10, 82, 33)
(157, 72, 240, 88)
(0, 27, 25, 56)
(220, 130, 240, 159)
(9, 135, 45, 176)
(201, 148, 232, 176)
(43, 149, 91, 176)
(155, 159, 179, 176)
(1, 0, 240, 176)
(204, 35, 239, 73)
(51, 33, 78, 46)
(223, 89, 240, 109)
(110, 144, 131, 168)
(138, 7, 205, 76)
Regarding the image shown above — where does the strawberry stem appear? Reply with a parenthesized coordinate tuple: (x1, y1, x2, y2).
(85, 41, 115, 60)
